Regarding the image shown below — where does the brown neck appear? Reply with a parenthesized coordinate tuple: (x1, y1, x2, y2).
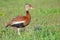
(26, 11, 31, 18)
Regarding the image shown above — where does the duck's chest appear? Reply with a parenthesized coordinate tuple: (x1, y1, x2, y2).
(24, 17, 31, 26)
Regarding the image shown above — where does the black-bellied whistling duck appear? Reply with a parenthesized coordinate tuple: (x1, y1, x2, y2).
(6, 4, 34, 35)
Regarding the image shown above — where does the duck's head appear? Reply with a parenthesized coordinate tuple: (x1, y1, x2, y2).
(25, 3, 34, 10)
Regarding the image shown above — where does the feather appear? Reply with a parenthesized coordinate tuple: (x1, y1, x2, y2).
(12, 21, 25, 25)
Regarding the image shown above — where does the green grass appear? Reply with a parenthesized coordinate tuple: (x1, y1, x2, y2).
(0, 0, 60, 40)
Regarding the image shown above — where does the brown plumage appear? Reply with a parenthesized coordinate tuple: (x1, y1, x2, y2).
(6, 4, 34, 35)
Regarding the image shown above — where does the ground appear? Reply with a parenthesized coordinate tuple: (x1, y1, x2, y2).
(0, 0, 60, 40)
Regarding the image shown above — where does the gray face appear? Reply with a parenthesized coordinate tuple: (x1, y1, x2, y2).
(25, 4, 30, 10)
(25, 4, 33, 11)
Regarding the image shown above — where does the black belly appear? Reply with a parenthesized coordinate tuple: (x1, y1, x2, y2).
(11, 23, 25, 28)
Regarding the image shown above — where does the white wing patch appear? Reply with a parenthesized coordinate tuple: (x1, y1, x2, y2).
(12, 21, 25, 25)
